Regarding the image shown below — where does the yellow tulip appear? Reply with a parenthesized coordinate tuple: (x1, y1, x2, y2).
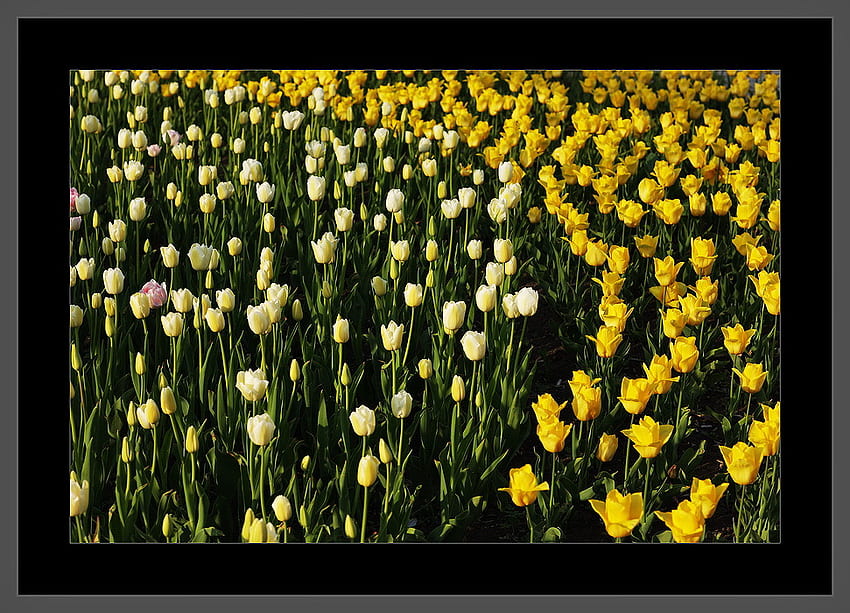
(732, 362, 769, 394)
(536, 420, 573, 453)
(586, 325, 623, 358)
(622, 415, 674, 459)
(595, 433, 619, 462)
(588, 489, 643, 539)
(689, 478, 729, 519)
(618, 377, 654, 415)
(498, 464, 549, 507)
(654, 500, 705, 543)
(719, 442, 764, 485)
(670, 336, 700, 373)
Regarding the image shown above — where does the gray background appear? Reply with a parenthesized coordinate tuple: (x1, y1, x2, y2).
(5, 1, 845, 611)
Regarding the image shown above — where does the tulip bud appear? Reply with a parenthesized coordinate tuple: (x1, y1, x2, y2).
(344, 515, 357, 539)
(121, 436, 132, 463)
(451, 375, 466, 402)
(70, 305, 84, 328)
(291, 299, 304, 321)
(437, 180, 448, 200)
(426, 269, 435, 288)
(341, 362, 352, 387)
(135, 352, 145, 375)
(467, 239, 483, 260)
(425, 240, 439, 262)
(160, 386, 177, 415)
(289, 359, 301, 382)
(357, 455, 379, 487)
(105, 315, 115, 337)
(379, 438, 394, 464)
(241, 509, 256, 541)
(70, 343, 82, 371)
(162, 514, 173, 539)
(185, 425, 199, 453)
(371, 276, 387, 297)
(301, 455, 311, 471)
(273, 495, 293, 522)
(90, 292, 102, 309)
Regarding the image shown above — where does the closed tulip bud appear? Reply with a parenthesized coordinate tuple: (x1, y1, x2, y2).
(357, 454, 380, 487)
(162, 514, 173, 539)
(241, 509, 256, 541)
(306, 175, 326, 201)
(128, 292, 150, 319)
(460, 330, 487, 361)
(475, 284, 497, 312)
(291, 299, 304, 321)
(485, 261, 505, 287)
(371, 213, 388, 233)
(391, 390, 413, 419)
(425, 239, 439, 262)
(428, 216, 437, 237)
(178, 424, 199, 456)
(350, 405, 376, 437)
(379, 438, 394, 464)
(104, 296, 116, 317)
(120, 435, 133, 463)
(418, 358, 433, 379)
(210, 132, 223, 148)
(133, 352, 145, 376)
(451, 375, 466, 402)
(498, 161, 514, 183)
(246, 413, 275, 446)
(596, 433, 619, 462)
(90, 292, 102, 310)
(402, 164, 413, 180)
(394, 211, 405, 225)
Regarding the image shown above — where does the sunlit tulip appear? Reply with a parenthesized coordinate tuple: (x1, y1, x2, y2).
(357, 455, 380, 487)
(732, 362, 769, 394)
(442, 301, 467, 334)
(391, 390, 413, 419)
(451, 375, 466, 402)
(350, 405, 376, 437)
(236, 369, 269, 402)
(531, 393, 567, 424)
(719, 442, 765, 485)
(622, 415, 674, 459)
(404, 283, 423, 307)
(670, 336, 700, 373)
(70, 472, 90, 517)
(634, 235, 658, 259)
(247, 413, 275, 446)
(655, 500, 705, 543)
(475, 284, 497, 312)
(381, 321, 404, 351)
(460, 330, 487, 361)
(588, 489, 643, 538)
(586, 325, 623, 358)
(516, 287, 539, 317)
(689, 478, 729, 520)
(385, 188, 405, 213)
(618, 377, 654, 415)
(247, 304, 272, 335)
(572, 385, 602, 421)
(103, 267, 125, 295)
(466, 239, 483, 260)
(187, 243, 214, 271)
(596, 434, 619, 462)
(537, 419, 572, 453)
(749, 413, 780, 456)
(498, 464, 549, 507)
(493, 238, 513, 263)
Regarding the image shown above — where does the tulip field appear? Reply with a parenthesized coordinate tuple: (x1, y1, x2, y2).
(69, 69, 780, 544)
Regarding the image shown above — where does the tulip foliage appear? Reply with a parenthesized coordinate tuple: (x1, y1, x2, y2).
(69, 69, 779, 543)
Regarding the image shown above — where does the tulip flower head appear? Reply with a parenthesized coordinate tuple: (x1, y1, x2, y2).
(531, 393, 568, 424)
(140, 280, 168, 308)
(622, 415, 674, 459)
(689, 478, 729, 519)
(70, 472, 90, 517)
(381, 321, 404, 351)
(588, 489, 643, 539)
(536, 420, 573, 453)
(350, 405, 376, 437)
(460, 330, 487, 361)
(719, 442, 765, 485)
(596, 434, 619, 462)
(391, 390, 413, 419)
(498, 464, 549, 507)
(732, 362, 769, 394)
(246, 413, 276, 446)
(236, 368, 269, 402)
(654, 500, 705, 543)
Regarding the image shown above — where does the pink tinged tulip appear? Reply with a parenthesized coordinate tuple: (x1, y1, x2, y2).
(167, 129, 181, 147)
(69, 216, 82, 231)
(147, 144, 162, 157)
(70, 187, 79, 212)
(140, 280, 168, 308)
